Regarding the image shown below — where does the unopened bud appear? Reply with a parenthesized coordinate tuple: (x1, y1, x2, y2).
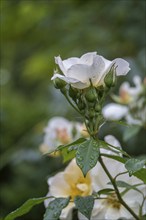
(53, 77, 66, 89)
(78, 101, 85, 110)
(104, 65, 116, 88)
(89, 108, 95, 118)
(95, 103, 101, 112)
(85, 87, 97, 102)
(69, 86, 78, 99)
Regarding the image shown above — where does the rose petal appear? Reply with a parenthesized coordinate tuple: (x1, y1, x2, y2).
(52, 73, 89, 89)
(55, 56, 67, 75)
(90, 55, 106, 86)
(80, 52, 97, 65)
(67, 64, 92, 82)
(102, 103, 128, 120)
(51, 73, 79, 83)
(71, 81, 90, 89)
(63, 57, 79, 70)
(48, 172, 71, 197)
(60, 203, 74, 220)
(105, 207, 121, 220)
(104, 135, 121, 149)
(112, 58, 131, 76)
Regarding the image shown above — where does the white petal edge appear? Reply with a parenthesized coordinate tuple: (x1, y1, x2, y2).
(112, 58, 131, 76)
(102, 103, 128, 120)
(80, 52, 97, 65)
(55, 56, 67, 75)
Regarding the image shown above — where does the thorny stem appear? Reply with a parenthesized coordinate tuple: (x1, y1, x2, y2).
(99, 156, 139, 220)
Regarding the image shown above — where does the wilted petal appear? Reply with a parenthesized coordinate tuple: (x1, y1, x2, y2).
(102, 103, 128, 120)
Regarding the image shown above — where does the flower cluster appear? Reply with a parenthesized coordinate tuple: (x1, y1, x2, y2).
(51, 52, 130, 136)
(40, 117, 88, 155)
(45, 135, 145, 220)
(102, 76, 146, 127)
(4, 52, 146, 220)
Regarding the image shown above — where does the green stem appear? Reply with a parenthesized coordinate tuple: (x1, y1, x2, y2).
(62, 90, 82, 115)
(99, 156, 139, 220)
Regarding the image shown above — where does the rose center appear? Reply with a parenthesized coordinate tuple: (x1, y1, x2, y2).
(120, 90, 131, 104)
(56, 128, 71, 144)
(65, 173, 92, 200)
(104, 193, 121, 209)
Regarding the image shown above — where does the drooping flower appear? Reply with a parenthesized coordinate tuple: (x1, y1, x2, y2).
(39, 117, 87, 155)
(102, 76, 146, 126)
(51, 52, 130, 89)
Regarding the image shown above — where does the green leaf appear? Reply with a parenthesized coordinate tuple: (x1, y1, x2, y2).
(134, 168, 146, 183)
(115, 180, 132, 188)
(123, 126, 141, 141)
(95, 188, 114, 196)
(61, 147, 76, 162)
(74, 196, 94, 220)
(76, 139, 100, 177)
(60, 138, 86, 162)
(101, 154, 146, 183)
(4, 197, 48, 220)
(43, 197, 70, 220)
(110, 120, 129, 127)
(100, 153, 127, 163)
(125, 158, 146, 175)
(99, 140, 130, 158)
(58, 138, 86, 150)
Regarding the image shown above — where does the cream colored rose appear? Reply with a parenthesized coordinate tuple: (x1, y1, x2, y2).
(44, 159, 93, 220)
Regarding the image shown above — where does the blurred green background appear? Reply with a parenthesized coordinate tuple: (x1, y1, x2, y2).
(0, 0, 146, 219)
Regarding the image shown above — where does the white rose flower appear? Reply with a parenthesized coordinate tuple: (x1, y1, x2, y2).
(44, 159, 93, 220)
(102, 103, 128, 121)
(51, 52, 130, 89)
(40, 117, 83, 155)
(102, 75, 146, 126)
(79, 135, 145, 220)
(83, 162, 145, 220)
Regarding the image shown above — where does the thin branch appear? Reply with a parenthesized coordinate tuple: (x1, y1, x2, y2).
(99, 156, 139, 220)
